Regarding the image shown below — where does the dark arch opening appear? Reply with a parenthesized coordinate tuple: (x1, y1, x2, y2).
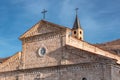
(80, 31, 82, 34)
(82, 77, 87, 80)
(74, 31, 76, 34)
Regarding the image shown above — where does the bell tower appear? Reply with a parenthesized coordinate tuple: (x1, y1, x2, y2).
(72, 8, 84, 40)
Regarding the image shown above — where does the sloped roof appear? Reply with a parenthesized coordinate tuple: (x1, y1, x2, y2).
(66, 45, 116, 61)
(0, 57, 9, 63)
(66, 36, 120, 64)
(94, 39, 120, 56)
(72, 14, 82, 29)
(20, 20, 70, 39)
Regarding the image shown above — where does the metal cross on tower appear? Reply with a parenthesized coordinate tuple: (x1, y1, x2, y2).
(75, 8, 79, 15)
(41, 9, 47, 19)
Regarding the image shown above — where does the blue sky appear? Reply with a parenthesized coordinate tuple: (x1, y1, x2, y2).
(0, 0, 120, 58)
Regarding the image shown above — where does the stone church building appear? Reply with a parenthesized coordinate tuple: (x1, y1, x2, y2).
(0, 14, 120, 80)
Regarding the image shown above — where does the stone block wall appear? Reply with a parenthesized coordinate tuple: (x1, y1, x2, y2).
(0, 52, 21, 72)
(111, 64, 120, 80)
(0, 62, 113, 80)
(22, 29, 66, 69)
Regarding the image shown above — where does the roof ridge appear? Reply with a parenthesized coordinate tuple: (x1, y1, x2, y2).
(19, 19, 70, 39)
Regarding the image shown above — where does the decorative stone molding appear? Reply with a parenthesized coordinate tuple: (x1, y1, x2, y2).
(24, 31, 63, 43)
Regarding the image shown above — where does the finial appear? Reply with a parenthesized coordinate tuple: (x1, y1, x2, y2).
(75, 8, 79, 15)
(41, 9, 47, 19)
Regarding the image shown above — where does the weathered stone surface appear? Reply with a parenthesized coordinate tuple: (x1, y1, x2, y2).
(0, 20, 120, 80)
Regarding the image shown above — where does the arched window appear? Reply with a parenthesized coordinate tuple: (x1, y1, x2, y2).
(82, 77, 87, 80)
(80, 31, 82, 34)
(74, 31, 76, 34)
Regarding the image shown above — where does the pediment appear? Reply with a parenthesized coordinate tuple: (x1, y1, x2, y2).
(20, 20, 67, 39)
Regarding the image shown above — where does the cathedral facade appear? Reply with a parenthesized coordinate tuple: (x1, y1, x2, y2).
(0, 14, 120, 80)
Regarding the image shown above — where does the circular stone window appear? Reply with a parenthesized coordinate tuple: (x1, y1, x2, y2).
(38, 47, 46, 56)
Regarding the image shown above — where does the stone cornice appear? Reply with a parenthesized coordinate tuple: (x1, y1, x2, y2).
(66, 36, 120, 64)
(24, 31, 64, 43)
(0, 62, 104, 75)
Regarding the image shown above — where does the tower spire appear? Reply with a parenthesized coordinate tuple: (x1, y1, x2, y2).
(72, 8, 82, 29)
(72, 8, 84, 40)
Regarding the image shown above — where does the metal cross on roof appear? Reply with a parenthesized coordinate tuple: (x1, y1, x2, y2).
(75, 8, 79, 15)
(41, 9, 47, 19)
